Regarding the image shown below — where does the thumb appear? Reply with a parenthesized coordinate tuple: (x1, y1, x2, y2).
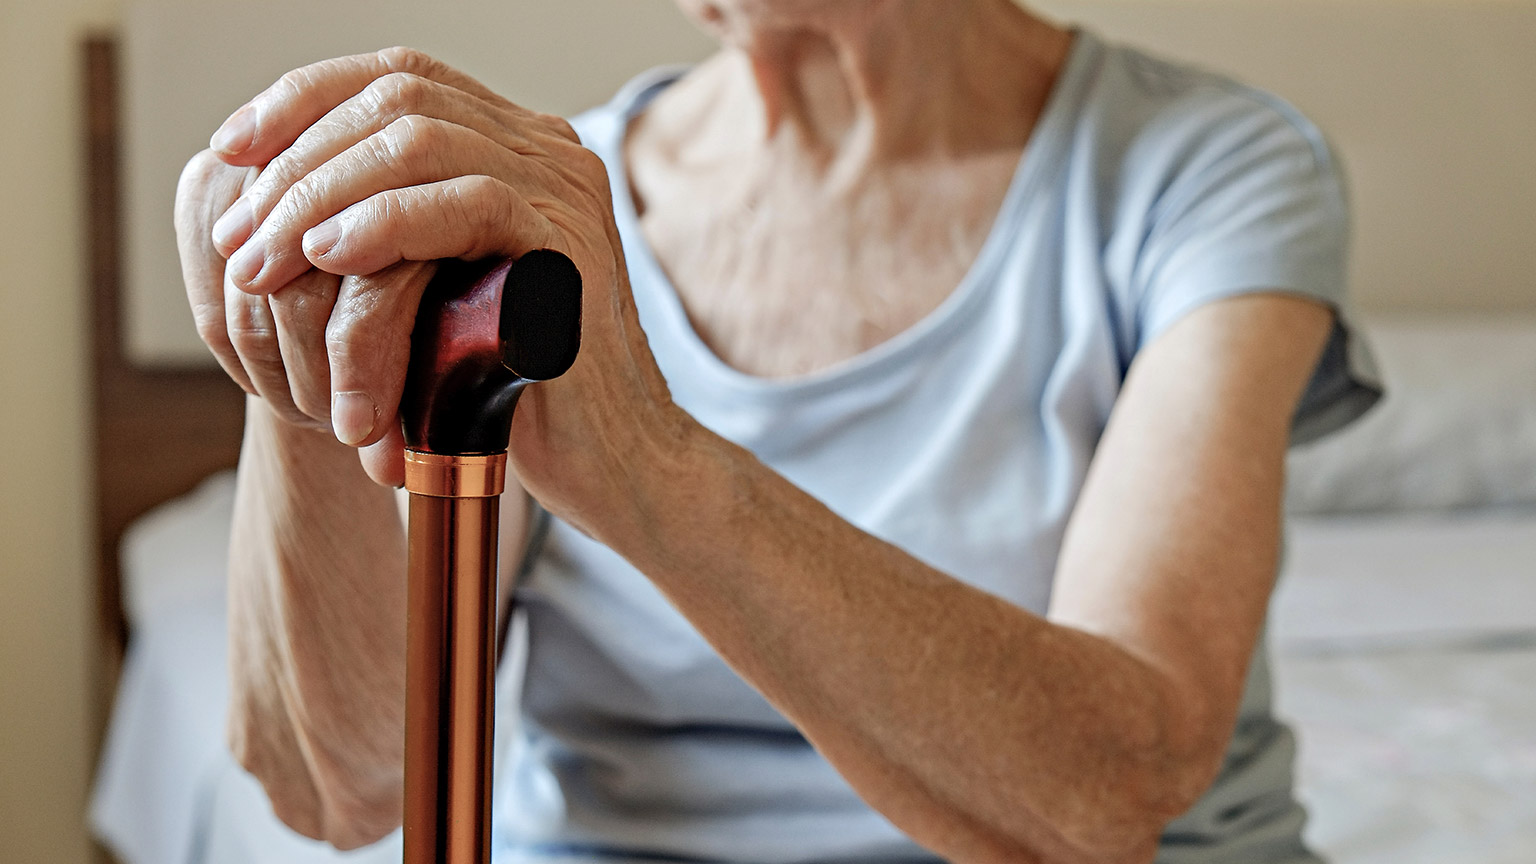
(358, 425, 408, 488)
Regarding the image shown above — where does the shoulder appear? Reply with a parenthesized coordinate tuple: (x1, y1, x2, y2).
(1069, 32, 1341, 196)
(1052, 35, 1359, 380)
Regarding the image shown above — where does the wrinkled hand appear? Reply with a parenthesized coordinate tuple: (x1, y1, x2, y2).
(176, 47, 677, 505)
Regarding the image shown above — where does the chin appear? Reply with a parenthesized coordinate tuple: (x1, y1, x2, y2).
(673, 0, 864, 38)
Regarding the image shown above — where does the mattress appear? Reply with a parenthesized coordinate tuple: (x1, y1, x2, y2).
(1273, 509, 1536, 652)
(90, 474, 1536, 863)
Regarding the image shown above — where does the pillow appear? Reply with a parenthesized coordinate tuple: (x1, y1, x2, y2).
(119, 470, 237, 627)
(1286, 315, 1536, 514)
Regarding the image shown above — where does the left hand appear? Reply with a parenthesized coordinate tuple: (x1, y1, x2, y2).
(205, 47, 681, 505)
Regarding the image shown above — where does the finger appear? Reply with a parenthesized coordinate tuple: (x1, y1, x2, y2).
(225, 274, 321, 429)
(229, 118, 564, 294)
(303, 175, 565, 278)
(358, 425, 407, 488)
(210, 46, 522, 167)
(324, 261, 438, 448)
(268, 268, 343, 423)
(176, 152, 259, 390)
(212, 72, 550, 258)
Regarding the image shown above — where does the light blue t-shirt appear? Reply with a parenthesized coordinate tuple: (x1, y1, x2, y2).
(497, 30, 1380, 864)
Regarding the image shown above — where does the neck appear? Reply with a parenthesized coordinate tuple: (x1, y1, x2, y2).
(696, 0, 1070, 171)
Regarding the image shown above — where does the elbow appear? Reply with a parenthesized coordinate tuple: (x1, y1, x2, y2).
(959, 813, 1161, 864)
(1039, 750, 1218, 864)
(978, 744, 1217, 864)
(1039, 801, 1176, 864)
(1038, 679, 1229, 862)
(980, 799, 1170, 864)
(228, 702, 402, 850)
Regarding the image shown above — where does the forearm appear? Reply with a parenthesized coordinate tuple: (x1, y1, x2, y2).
(592, 429, 1202, 863)
(227, 397, 408, 847)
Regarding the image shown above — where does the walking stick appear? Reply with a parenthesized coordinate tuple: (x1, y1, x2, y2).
(397, 252, 582, 864)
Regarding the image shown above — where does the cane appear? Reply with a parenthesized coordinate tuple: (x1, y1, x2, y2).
(397, 252, 582, 864)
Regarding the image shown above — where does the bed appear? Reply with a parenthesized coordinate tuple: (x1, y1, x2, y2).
(83, 1, 1536, 862)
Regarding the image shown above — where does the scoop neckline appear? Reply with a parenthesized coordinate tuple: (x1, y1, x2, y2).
(609, 30, 1097, 403)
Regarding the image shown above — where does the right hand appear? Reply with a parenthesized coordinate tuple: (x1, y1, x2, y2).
(174, 46, 630, 490)
(175, 145, 439, 483)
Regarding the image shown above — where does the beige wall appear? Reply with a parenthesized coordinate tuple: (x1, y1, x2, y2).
(0, 0, 119, 862)
(119, 0, 715, 364)
(120, 0, 1536, 366)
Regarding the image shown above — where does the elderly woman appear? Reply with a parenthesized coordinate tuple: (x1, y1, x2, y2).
(174, 0, 1377, 861)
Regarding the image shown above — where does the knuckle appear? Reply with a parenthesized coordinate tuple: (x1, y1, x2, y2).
(323, 316, 362, 365)
(192, 301, 232, 349)
(248, 157, 304, 211)
(376, 45, 434, 75)
(269, 178, 326, 231)
(324, 284, 395, 368)
(377, 114, 436, 163)
(178, 149, 226, 192)
(366, 71, 427, 114)
(570, 145, 609, 187)
(372, 191, 408, 229)
(289, 387, 329, 422)
(176, 150, 236, 226)
(275, 65, 317, 103)
(546, 146, 612, 212)
(456, 172, 502, 201)
(269, 400, 318, 428)
(454, 175, 511, 233)
(266, 55, 358, 119)
(538, 112, 580, 144)
(227, 319, 283, 365)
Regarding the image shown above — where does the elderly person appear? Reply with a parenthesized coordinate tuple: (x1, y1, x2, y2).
(174, 0, 1377, 861)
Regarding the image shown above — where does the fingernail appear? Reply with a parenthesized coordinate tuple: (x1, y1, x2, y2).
(211, 197, 254, 253)
(331, 391, 376, 446)
(211, 106, 257, 156)
(304, 220, 343, 258)
(228, 234, 266, 287)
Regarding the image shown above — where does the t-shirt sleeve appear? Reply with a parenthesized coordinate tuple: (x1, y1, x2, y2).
(1131, 96, 1382, 446)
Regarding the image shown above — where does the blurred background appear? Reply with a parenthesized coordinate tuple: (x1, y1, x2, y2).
(2, 1, 1532, 863)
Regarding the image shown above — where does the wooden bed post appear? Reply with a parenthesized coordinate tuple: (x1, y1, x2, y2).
(83, 33, 249, 862)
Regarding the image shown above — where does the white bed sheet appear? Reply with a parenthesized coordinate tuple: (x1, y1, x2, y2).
(1275, 648, 1536, 864)
(92, 477, 1536, 864)
(91, 601, 229, 864)
(1271, 509, 1536, 864)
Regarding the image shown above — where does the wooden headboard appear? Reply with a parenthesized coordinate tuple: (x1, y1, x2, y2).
(84, 35, 247, 765)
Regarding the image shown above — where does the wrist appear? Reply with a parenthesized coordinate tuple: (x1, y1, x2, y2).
(579, 404, 753, 570)
(244, 395, 381, 491)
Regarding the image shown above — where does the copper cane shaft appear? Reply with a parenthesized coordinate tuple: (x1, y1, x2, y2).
(397, 251, 581, 864)
(404, 452, 506, 864)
